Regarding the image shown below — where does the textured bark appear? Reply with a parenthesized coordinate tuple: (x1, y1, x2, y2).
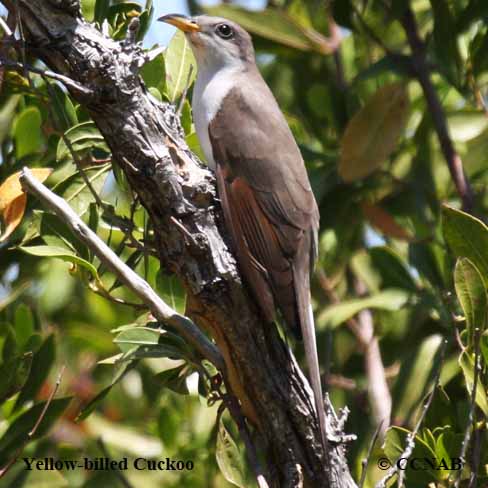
(3, 1, 357, 486)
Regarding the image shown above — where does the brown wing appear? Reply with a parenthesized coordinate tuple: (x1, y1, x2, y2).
(216, 164, 299, 334)
(209, 78, 319, 335)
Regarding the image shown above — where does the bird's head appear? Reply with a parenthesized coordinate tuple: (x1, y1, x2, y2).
(158, 14, 255, 71)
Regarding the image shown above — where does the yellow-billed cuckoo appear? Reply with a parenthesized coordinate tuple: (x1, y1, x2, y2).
(158, 14, 326, 448)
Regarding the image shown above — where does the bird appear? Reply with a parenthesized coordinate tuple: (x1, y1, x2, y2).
(158, 13, 327, 450)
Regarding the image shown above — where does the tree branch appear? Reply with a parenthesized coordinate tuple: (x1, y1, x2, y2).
(400, 6, 474, 212)
(19, 167, 224, 371)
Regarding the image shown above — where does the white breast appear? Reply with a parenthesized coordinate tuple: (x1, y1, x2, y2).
(192, 66, 238, 170)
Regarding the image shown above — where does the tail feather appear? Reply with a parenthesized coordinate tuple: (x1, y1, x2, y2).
(293, 234, 328, 452)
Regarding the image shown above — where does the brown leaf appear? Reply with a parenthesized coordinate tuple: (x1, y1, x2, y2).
(0, 168, 52, 241)
(361, 202, 412, 241)
(339, 82, 409, 182)
(0, 194, 27, 242)
(0, 168, 52, 212)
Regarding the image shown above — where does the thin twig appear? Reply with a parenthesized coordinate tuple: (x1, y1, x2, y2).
(19, 168, 224, 371)
(125, 17, 139, 45)
(318, 270, 392, 432)
(400, 6, 474, 212)
(359, 420, 384, 488)
(0, 365, 66, 479)
(0, 16, 13, 36)
(177, 65, 194, 117)
(43, 77, 105, 208)
(455, 328, 482, 488)
(375, 341, 446, 488)
(225, 394, 270, 488)
(1, 59, 93, 95)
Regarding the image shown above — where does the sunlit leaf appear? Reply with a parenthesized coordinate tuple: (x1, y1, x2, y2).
(392, 335, 443, 424)
(56, 122, 108, 164)
(50, 83, 78, 132)
(442, 205, 488, 285)
(13, 106, 44, 159)
(317, 288, 409, 329)
(216, 418, 246, 488)
(0, 169, 52, 212)
(384, 426, 439, 484)
(0, 169, 52, 242)
(454, 258, 487, 348)
(0, 193, 26, 242)
(204, 5, 319, 52)
(459, 351, 488, 416)
(447, 110, 488, 142)
(19, 245, 100, 280)
(164, 30, 196, 103)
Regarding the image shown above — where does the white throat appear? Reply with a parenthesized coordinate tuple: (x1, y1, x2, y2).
(192, 62, 240, 170)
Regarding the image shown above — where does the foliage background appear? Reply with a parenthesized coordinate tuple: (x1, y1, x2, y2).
(0, 0, 487, 486)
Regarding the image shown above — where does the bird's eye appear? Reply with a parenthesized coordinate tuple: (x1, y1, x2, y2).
(216, 23, 234, 39)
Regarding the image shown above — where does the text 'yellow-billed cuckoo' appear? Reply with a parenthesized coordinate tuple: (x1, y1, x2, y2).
(159, 13, 326, 448)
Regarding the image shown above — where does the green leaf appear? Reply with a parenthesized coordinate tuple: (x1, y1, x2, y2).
(141, 49, 165, 92)
(154, 365, 190, 395)
(180, 99, 192, 135)
(204, 5, 317, 52)
(0, 96, 20, 145)
(0, 352, 32, 403)
(137, 4, 154, 42)
(459, 351, 488, 416)
(164, 30, 196, 103)
(114, 327, 160, 353)
(353, 246, 416, 293)
(19, 245, 100, 281)
(156, 273, 186, 315)
(393, 334, 444, 424)
(94, 0, 111, 24)
(442, 205, 488, 285)
(40, 212, 89, 260)
(56, 122, 109, 164)
(0, 398, 71, 465)
(14, 334, 55, 411)
(409, 242, 446, 289)
(457, 0, 488, 32)
(2, 324, 17, 363)
(13, 107, 44, 159)
(454, 258, 487, 348)
(338, 82, 409, 182)
(50, 84, 78, 132)
(482, 331, 488, 366)
(430, 0, 463, 86)
(383, 426, 439, 484)
(56, 165, 110, 216)
(216, 418, 246, 488)
(81, 0, 96, 22)
(76, 361, 135, 421)
(14, 304, 35, 350)
(317, 288, 409, 329)
(447, 110, 488, 142)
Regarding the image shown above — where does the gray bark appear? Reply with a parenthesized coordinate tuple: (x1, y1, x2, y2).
(2, 1, 357, 486)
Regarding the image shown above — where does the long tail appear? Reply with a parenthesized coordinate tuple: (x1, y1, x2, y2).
(293, 258, 328, 452)
(302, 297, 328, 451)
